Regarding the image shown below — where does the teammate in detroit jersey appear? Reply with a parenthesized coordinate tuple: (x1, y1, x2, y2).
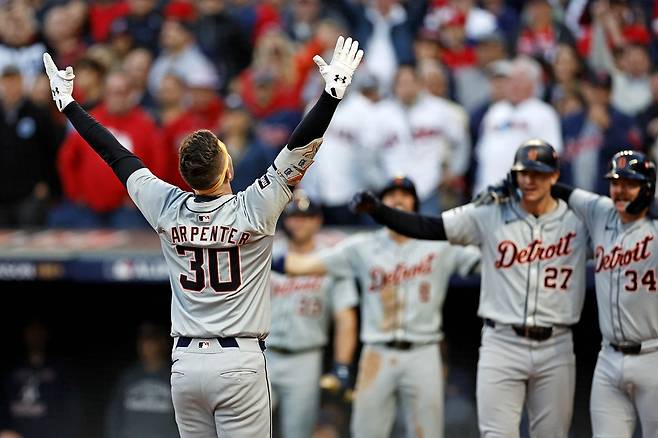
(43, 37, 364, 438)
(552, 150, 658, 437)
(352, 140, 590, 437)
(278, 176, 480, 438)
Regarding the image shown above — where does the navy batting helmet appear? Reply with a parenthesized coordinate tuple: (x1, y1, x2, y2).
(605, 150, 656, 214)
(283, 190, 322, 218)
(511, 139, 559, 174)
(379, 176, 419, 211)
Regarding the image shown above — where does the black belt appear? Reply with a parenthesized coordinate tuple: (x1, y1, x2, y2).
(267, 346, 322, 355)
(176, 336, 266, 351)
(610, 343, 641, 355)
(484, 319, 554, 342)
(384, 340, 416, 350)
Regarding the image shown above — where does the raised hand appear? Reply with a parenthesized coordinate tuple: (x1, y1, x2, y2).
(43, 52, 75, 111)
(313, 36, 364, 99)
(349, 190, 380, 215)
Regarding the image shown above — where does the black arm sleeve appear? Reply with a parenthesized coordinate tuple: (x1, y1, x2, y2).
(286, 91, 340, 150)
(551, 182, 574, 203)
(63, 102, 145, 186)
(370, 204, 447, 240)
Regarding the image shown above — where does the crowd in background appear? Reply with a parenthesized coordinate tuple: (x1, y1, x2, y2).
(1, 0, 658, 228)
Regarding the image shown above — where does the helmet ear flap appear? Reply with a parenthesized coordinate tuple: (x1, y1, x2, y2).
(626, 180, 656, 215)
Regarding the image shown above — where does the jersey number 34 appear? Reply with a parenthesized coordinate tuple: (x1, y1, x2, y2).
(176, 245, 242, 293)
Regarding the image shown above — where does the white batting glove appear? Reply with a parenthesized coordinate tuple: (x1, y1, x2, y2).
(313, 36, 364, 99)
(43, 52, 75, 111)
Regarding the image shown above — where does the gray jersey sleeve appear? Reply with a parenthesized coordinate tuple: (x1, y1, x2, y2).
(239, 165, 293, 235)
(568, 188, 613, 230)
(329, 276, 359, 314)
(454, 245, 482, 277)
(442, 203, 492, 246)
(318, 235, 364, 278)
(127, 168, 186, 230)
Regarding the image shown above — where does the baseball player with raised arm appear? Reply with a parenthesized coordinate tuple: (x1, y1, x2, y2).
(351, 140, 590, 438)
(268, 191, 358, 438)
(42, 36, 363, 438)
(275, 176, 481, 438)
(550, 150, 658, 437)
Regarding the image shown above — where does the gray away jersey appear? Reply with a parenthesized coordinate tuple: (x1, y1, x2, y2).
(570, 189, 658, 344)
(318, 229, 480, 344)
(269, 243, 358, 351)
(127, 167, 292, 338)
(442, 199, 589, 326)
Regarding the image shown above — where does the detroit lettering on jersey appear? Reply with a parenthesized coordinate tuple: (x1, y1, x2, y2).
(595, 235, 654, 272)
(272, 276, 325, 296)
(170, 225, 251, 246)
(369, 254, 435, 291)
(495, 232, 576, 268)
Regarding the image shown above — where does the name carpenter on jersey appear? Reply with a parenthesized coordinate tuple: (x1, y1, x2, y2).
(595, 235, 654, 273)
(495, 232, 577, 268)
(170, 225, 252, 246)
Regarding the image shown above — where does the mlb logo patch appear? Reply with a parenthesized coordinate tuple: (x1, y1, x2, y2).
(199, 214, 211, 223)
(258, 175, 271, 189)
(199, 341, 210, 349)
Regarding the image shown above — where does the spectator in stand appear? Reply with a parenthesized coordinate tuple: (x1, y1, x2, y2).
(516, 0, 575, 64)
(148, 3, 218, 100)
(545, 43, 584, 107)
(156, 73, 201, 190)
(372, 65, 471, 214)
(0, 66, 60, 227)
(473, 56, 562, 193)
(588, 0, 652, 116)
(301, 71, 383, 225)
(561, 70, 641, 195)
(0, 431, 23, 438)
(72, 56, 107, 111)
(638, 69, 658, 158)
(237, 30, 303, 119)
(282, 0, 322, 42)
(88, 0, 130, 43)
(0, 321, 80, 438)
(468, 59, 510, 163)
(231, 109, 301, 192)
(42, 2, 88, 69)
(121, 0, 163, 53)
(122, 48, 155, 113)
(328, 0, 429, 94)
(437, 10, 477, 71)
(51, 70, 165, 229)
(106, 18, 137, 60)
(186, 68, 224, 132)
(217, 94, 254, 170)
(104, 323, 178, 438)
(194, 0, 252, 92)
(480, 0, 520, 53)
(0, 2, 47, 88)
(454, 30, 508, 112)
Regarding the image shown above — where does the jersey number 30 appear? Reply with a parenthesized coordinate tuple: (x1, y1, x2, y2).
(176, 245, 242, 293)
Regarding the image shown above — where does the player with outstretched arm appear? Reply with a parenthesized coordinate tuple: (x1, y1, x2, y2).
(42, 36, 363, 438)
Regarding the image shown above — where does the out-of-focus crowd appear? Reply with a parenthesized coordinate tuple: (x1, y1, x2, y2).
(1, 0, 658, 228)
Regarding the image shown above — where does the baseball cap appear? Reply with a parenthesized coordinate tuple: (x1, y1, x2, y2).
(185, 67, 220, 90)
(487, 60, 512, 78)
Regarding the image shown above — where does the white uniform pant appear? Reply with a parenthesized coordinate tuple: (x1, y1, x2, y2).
(351, 343, 443, 438)
(477, 325, 575, 438)
(590, 345, 658, 438)
(170, 338, 271, 438)
(266, 348, 323, 438)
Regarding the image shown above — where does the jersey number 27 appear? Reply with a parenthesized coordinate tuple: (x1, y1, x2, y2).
(176, 245, 242, 293)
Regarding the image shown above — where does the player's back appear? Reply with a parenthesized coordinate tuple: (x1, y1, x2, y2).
(127, 167, 292, 339)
